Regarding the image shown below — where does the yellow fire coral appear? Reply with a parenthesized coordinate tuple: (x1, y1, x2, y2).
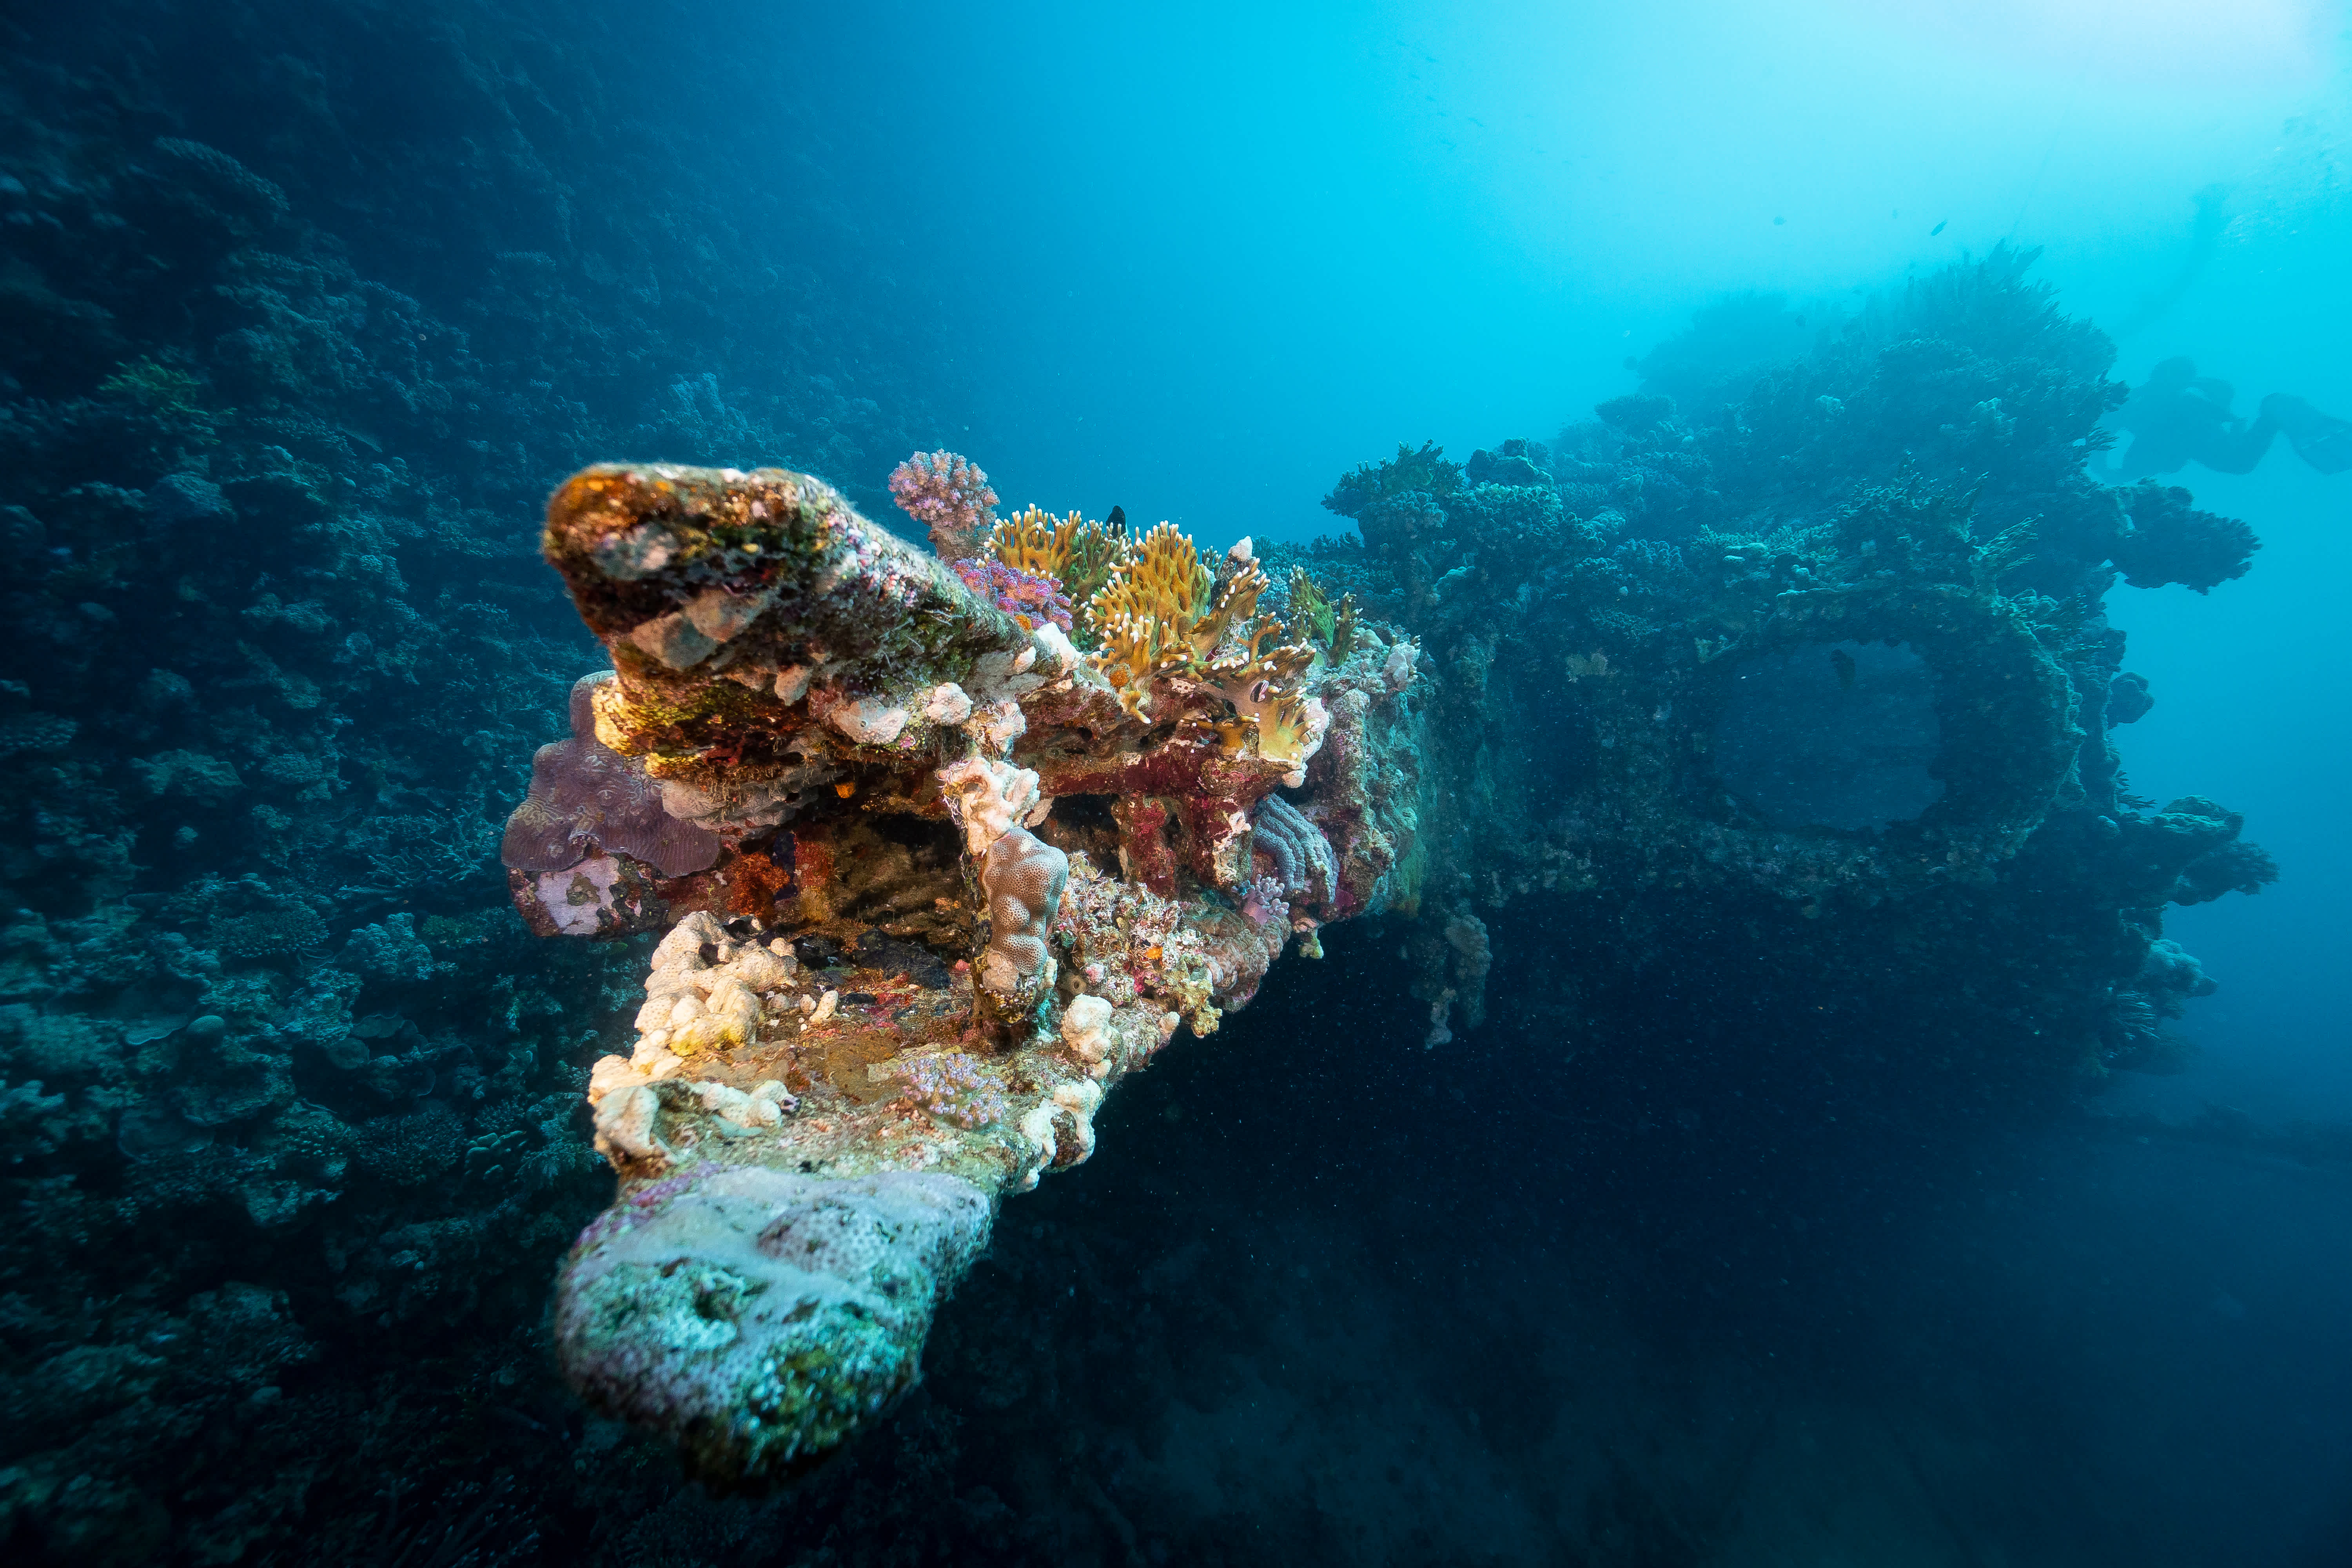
(987, 506, 1082, 576)
(1207, 612, 1313, 690)
(986, 506, 1131, 615)
(1256, 690, 1327, 767)
(1288, 568, 1359, 661)
(1086, 523, 1207, 712)
(1207, 613, 1323, 765)
(1083, 524, 1278, 715)
(1207, 558, 1270, 655)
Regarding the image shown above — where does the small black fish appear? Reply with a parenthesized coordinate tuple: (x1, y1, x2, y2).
(1931, 220, 1947, 236)
(1106, 505, 1127, 534)
(1830, 648, 1857, 690)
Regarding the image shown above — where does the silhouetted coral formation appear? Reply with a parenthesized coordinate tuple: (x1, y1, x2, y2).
(1282, 242, 2271, 1093)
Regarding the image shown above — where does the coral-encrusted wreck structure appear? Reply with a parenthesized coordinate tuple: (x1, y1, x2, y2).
(510, 462, 1428, 1480)
(509, 252, 2277, 1485)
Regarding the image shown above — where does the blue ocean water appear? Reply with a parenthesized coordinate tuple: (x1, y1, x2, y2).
(2, 1, 2348, 1562)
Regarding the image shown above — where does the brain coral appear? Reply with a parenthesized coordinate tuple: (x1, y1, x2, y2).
(500, 673, 722, 878)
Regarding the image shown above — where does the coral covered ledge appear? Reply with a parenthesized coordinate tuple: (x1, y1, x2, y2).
(508, 461, 1430, 1481)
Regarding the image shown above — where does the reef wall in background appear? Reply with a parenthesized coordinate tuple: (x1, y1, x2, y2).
(0, 4, 976, 1558)
(1289, 249, 2272, 1091)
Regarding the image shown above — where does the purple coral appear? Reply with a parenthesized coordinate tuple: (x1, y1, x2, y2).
(500, 673, 722, 878)
(889, 449, 998, 557)
(950, 557, 1074, 631)
(897, 1052, 1008, 1129)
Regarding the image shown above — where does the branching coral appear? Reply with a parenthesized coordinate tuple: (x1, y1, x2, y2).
(1086, 524, 1274, 717)
(1205, 611, 1327, 772)
(1287, 568, 1359, 661)
(1084, 521, 1214, 712)
(984, 505, 1131, 613)
(889, 448, 998, 557)
(1321, 440, 1463, 518)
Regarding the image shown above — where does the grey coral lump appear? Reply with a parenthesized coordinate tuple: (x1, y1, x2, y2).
(553, 1168, 991, 1482)
(979, 827, 1069, 997)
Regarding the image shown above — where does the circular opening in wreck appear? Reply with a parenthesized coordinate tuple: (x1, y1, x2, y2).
(1710, 640, 1944, 832)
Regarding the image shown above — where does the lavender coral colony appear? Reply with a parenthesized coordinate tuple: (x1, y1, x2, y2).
(508, 254, 2281, 1483)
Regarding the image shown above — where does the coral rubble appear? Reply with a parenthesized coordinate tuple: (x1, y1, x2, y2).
(520, 463, 1428, 1479)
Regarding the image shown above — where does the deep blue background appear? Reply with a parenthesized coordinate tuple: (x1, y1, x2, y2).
(780, 0, 2351, 1120)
